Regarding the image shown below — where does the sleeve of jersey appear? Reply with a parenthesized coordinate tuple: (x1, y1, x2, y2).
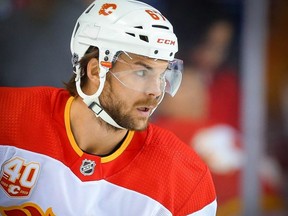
(186, 168, 217, 216)
(171, 142, 217, 216)
(177, 164, 217, 216)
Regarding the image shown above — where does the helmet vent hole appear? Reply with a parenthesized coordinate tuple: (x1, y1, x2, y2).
(126, 32, 135, 37)
(152, 25, 169, 30)
(139, 35, 149, 43)
(85, 4, 95, 14)
(134, 26, 143, 29)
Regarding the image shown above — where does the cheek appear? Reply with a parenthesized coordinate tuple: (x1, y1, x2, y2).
(101, 79, 129, 108)
(109, 77, 139, 103)
(115, 91, 138, 110)
(104, 75, 147, 111)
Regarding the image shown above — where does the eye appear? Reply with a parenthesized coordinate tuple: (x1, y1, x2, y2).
(135, 70, 148, 77)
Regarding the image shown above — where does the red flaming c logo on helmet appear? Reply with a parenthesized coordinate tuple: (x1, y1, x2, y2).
(99, 3, 117, 16)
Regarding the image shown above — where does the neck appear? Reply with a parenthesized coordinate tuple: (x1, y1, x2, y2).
(70, 96, 128, 156)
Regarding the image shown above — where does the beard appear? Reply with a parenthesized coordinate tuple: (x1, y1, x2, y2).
(104, 98, 158, 131)
(99, 77, 160, 131)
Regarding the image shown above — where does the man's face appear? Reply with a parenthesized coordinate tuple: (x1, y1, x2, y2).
(99, 53, 168, 131)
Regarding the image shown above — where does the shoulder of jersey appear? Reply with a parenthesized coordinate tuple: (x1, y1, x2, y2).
(146, 123, 202, 161)
(0, 87, 69, 151)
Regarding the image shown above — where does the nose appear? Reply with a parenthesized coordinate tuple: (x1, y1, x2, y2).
(145, 78, 163, 98)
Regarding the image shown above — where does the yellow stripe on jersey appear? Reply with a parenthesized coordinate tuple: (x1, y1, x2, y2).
(64, 96, 83, 157)
(101, 130, 135, 163)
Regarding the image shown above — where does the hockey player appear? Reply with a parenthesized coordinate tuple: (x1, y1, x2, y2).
(0, 0, 217, 215)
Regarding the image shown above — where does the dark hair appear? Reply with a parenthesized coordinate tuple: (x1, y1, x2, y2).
(65, 46, 99, 96)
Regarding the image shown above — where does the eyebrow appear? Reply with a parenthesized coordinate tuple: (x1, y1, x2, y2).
(134, 61, 153, 71)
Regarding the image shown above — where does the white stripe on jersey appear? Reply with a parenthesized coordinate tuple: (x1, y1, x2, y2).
(187, 199, 217, 216)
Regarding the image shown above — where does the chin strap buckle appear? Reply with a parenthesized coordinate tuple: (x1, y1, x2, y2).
(88, 102, 103, 117)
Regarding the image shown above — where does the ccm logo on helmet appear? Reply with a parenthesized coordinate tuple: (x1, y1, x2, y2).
(157, 39, 175, 45)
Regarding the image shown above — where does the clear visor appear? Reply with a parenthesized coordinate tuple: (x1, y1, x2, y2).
(109, 52, 183, 97)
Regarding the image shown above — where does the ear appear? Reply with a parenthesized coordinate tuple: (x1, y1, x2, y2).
(87, 58, 100, 84)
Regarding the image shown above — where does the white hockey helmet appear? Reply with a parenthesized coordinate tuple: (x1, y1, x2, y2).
(70, 0, 182, 129)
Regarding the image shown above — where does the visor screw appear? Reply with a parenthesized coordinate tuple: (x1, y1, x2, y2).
(72, 53, 79, 66)
(105, 50, 110, 55)
(154, 50, 158, 54)
(170, 52, 173, 56)
(104, 56, 109, 61)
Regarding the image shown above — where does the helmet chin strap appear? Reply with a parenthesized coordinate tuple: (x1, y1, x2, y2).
(75, 69, 125, 130)
(83, 96, 125, 130)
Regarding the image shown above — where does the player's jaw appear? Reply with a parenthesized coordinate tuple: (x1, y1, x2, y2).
(101, 94, 157, 131)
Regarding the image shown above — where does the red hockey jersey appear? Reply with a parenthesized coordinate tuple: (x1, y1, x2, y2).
(0, 87, 216, 216)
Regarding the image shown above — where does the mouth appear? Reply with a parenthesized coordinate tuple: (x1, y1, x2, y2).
(136, 106, 155, 117)
(137, 107, 150, 112)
